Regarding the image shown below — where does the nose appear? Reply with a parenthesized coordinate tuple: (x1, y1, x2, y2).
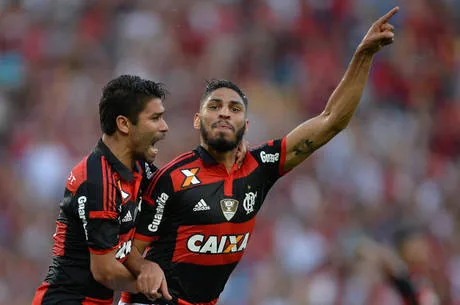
(218, 107, 231, 119)
(160, 118, 169, 132)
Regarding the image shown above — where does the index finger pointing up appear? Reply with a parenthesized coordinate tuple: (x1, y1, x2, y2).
(377, 6, 399, 25)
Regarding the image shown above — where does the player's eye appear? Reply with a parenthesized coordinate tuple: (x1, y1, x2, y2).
(208, 104, 218, 110)
(231, 107, 241, 112)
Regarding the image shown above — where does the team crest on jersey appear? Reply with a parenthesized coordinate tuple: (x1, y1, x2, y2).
(180, 168, 201, 188)
(243, 192, 257, 214)
(220, 199, 239, 221)
(116, 179, 130, 203)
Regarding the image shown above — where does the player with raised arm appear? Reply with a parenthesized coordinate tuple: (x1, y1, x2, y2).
(121, 7, 399, 305)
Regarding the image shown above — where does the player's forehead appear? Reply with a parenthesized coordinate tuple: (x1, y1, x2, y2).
(204, 88, 244, 105)
(140, 98, 164, 116)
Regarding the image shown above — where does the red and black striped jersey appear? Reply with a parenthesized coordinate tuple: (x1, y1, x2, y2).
(32, 139, 153, 305)
(122, 138, 288, 305)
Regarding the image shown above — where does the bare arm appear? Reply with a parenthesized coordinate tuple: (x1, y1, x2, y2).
(124, 239, 149, 276)
(284, 7, 399, 171)
(90, 250, 138, 293)
(124, 239, 150, 276)
(123, 237, 172, 300)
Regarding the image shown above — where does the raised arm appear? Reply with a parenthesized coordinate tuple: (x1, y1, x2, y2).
(283, 7, 399, 171)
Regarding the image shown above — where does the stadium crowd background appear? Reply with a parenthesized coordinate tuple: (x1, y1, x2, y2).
(0, 0, 459, 304)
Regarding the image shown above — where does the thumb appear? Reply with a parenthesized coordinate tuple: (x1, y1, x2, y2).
(160, 277, 172, 300)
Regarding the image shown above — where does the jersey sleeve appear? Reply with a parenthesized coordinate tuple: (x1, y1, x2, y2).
(78, 156, 121, 254)
(251, 137, 289, 181)
(134, 169, 173, 243)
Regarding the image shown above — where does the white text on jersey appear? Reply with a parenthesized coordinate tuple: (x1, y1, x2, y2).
(260, 151, 279, 163)
(147, 192, 169, 232)
(187, 233, 250, 254)
(77, 196, 88, 239)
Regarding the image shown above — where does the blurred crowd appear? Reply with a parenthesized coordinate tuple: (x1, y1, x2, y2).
(0, 0, 459, 304)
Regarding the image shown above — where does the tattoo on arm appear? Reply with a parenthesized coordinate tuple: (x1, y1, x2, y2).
(293, 139, 315, 156)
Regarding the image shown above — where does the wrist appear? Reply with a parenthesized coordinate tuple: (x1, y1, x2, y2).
(140, 259, 158, 271)
(354, 44, 377, 58)
(124, 254, 148, 277)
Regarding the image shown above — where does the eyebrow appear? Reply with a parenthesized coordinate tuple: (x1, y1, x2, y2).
(208, 98, 244, 105)
(150, 111, 165, 117)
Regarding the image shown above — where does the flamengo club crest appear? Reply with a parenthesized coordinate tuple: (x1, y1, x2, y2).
(220, 199, 239, 221)
(243, 192, 257, 214)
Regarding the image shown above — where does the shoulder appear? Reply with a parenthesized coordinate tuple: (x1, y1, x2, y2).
(66, 155, 90, 194)
(66, 150, 113, 193)
(144, 150, 197, 196)
(249, 138, 285, 162)
(85, 150, 108, 184)
(154, 150, 198, 178)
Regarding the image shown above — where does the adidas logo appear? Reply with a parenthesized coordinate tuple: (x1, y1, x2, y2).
(122, 211, 133, 223)
(193, 199, 210, 212)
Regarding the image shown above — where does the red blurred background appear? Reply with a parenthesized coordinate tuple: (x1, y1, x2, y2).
(0, 0, 459, 304)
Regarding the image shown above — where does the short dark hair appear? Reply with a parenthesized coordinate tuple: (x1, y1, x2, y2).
(200, 79, 248, 109)
(99, 75, 168, 135)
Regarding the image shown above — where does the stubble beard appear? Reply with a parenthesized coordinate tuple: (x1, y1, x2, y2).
(200, 121, 245, 152)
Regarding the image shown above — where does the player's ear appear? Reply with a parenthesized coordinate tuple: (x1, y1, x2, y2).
(116, 115, 130, 135)
(193, 113, 200, 130)
(244, 119, 249, 135)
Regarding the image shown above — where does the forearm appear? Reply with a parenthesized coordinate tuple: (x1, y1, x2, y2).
(90, 251, 138, 293)
(322, 49, 374, 130)
(124, 246, 147, 277)
(94, 260, 138, 292)
(283, 50, 378, 170)
(122, 243, 171, 301)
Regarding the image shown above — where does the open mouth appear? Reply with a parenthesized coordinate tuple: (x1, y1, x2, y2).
(146, 143, 158, 159)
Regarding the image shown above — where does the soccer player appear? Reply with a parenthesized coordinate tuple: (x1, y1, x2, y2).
(121, 7, 399, 305)
(32, 75, 172, 305)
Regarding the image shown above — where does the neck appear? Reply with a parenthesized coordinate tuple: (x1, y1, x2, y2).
(200, 142, 237, 173)
(102, 134, 134, 170)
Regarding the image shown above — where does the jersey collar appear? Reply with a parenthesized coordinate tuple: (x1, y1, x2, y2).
(95, 139, 142, 182)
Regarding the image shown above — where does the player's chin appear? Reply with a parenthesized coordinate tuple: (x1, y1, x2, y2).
(213, 136, 236, 147)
